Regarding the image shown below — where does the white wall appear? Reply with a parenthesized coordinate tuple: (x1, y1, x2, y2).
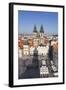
(18, 48, 22, 58)
(0, 0, 66, 90)
(51, 40, 57, 46)
(30, 47, 35, 55)
(37, 46, 49, 55)
(23, 45, 29, 55)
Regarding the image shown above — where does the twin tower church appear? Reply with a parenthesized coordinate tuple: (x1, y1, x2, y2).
(18, 25, 50, 57)
(32, 25, 45, 38)
(33, 25, 44, 33)
(18, 25, 48, 49)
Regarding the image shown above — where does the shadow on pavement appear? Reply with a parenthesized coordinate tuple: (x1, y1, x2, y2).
(19, 48, 40, 79)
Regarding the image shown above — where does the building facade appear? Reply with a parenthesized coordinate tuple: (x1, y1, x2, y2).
(23, 45, 29, 55)
(18, 25, 58, 57)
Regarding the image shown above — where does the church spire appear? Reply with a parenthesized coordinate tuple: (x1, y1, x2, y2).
(33, 25, 38, 33)
(40, 25, 44, 33)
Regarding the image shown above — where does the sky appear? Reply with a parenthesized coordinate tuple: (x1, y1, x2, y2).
(18, 10, 58, 34)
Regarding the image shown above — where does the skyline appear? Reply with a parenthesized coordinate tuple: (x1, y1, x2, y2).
(18, 10, 58, 34)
